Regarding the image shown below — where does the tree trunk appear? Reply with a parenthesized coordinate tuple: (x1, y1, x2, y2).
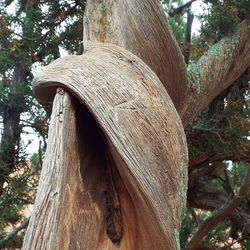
(23, 43, 188, 249)
(83, 1, 250, 126)
(83, 0, 189, 112)
(0, 67, 28, 193)
(22, 0, 250, 249)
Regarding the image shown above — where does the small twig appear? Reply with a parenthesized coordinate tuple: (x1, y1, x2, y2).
(38, 140, 43, 169)
(222, 236, 242, 249)
(12, 32, 45, 41)
(185, 165, 250, 250)
(192, 126, 226, 144)
(0, 217, 30, 247)
(167, 0, 173, 12)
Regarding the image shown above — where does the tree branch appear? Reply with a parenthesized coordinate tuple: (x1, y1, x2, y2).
(184, 10, 194, 64)
(181, 19, 250, 126)
(0, 217, 30, 247)
(185, 166, 250, 250)
(168, 0, 196, 17)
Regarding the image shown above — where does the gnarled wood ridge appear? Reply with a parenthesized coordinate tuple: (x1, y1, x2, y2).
(22, 1, 250, 249)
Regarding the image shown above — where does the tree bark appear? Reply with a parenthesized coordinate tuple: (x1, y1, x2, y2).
(83, 1, 250, 127)
(23, 43, 188, 249)
(22, 1, 250, 249)
(182, 19, 250, 126)
(83, 0, 189, 112)
(0, 67, 28, 193)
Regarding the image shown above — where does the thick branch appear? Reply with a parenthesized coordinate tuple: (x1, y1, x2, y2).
(184, 10, 194, 64)
(168, 0, 196, 17)
(181, 19, 250, 126)
(0, 217, 30, 247)
(186, 166, 250, 250)
(83, 0, 189, 112)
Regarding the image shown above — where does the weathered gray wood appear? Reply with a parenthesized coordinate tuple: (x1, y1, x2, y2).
(22, 0, 250, 248)
(83, 1, 250, 127)
(83, 0, 189, 112)
(22, 89, 82, 249)
(23, 43, 188, 249)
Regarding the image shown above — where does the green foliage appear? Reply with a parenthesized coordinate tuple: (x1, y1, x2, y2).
(0, 0, 85, 247)
(0, 148, 38, 244)
(187, 76, 249, 163)
(180, 209, 195, 248)
(161, 0, 186, 43)
(168, 15, 186, 43)
(171, 0, 250, 249)
(201, 0, 250, 43)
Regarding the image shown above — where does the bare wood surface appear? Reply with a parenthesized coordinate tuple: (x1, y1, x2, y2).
(22, 90, 80, 249)
(23, 42, 188, 249)
(83, 1, 250, 127)
(22, 1, 250, 249)
(83, 0, 189, 112)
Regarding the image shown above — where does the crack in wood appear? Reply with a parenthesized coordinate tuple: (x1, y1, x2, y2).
(104, 150, 124, 244)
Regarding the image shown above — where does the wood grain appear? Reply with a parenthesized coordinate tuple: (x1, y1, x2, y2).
(83, 0, 189, 113)
(23, 43, 188, 249)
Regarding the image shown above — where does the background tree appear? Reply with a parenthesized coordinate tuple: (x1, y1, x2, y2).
(0, 0, 85, 248)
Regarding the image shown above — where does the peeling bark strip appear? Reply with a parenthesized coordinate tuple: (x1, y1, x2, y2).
(23, 43, 188, 249)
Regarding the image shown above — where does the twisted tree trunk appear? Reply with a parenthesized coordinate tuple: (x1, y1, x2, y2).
(23, 43, 188, 249)
(22, 0, 250, 249)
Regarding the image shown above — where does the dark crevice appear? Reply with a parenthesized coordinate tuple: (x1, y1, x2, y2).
(104, 151, 123, 244)
(74, 99, 123, 244)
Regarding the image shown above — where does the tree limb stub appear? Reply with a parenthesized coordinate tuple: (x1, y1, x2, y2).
(23, 43, 188, 249)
